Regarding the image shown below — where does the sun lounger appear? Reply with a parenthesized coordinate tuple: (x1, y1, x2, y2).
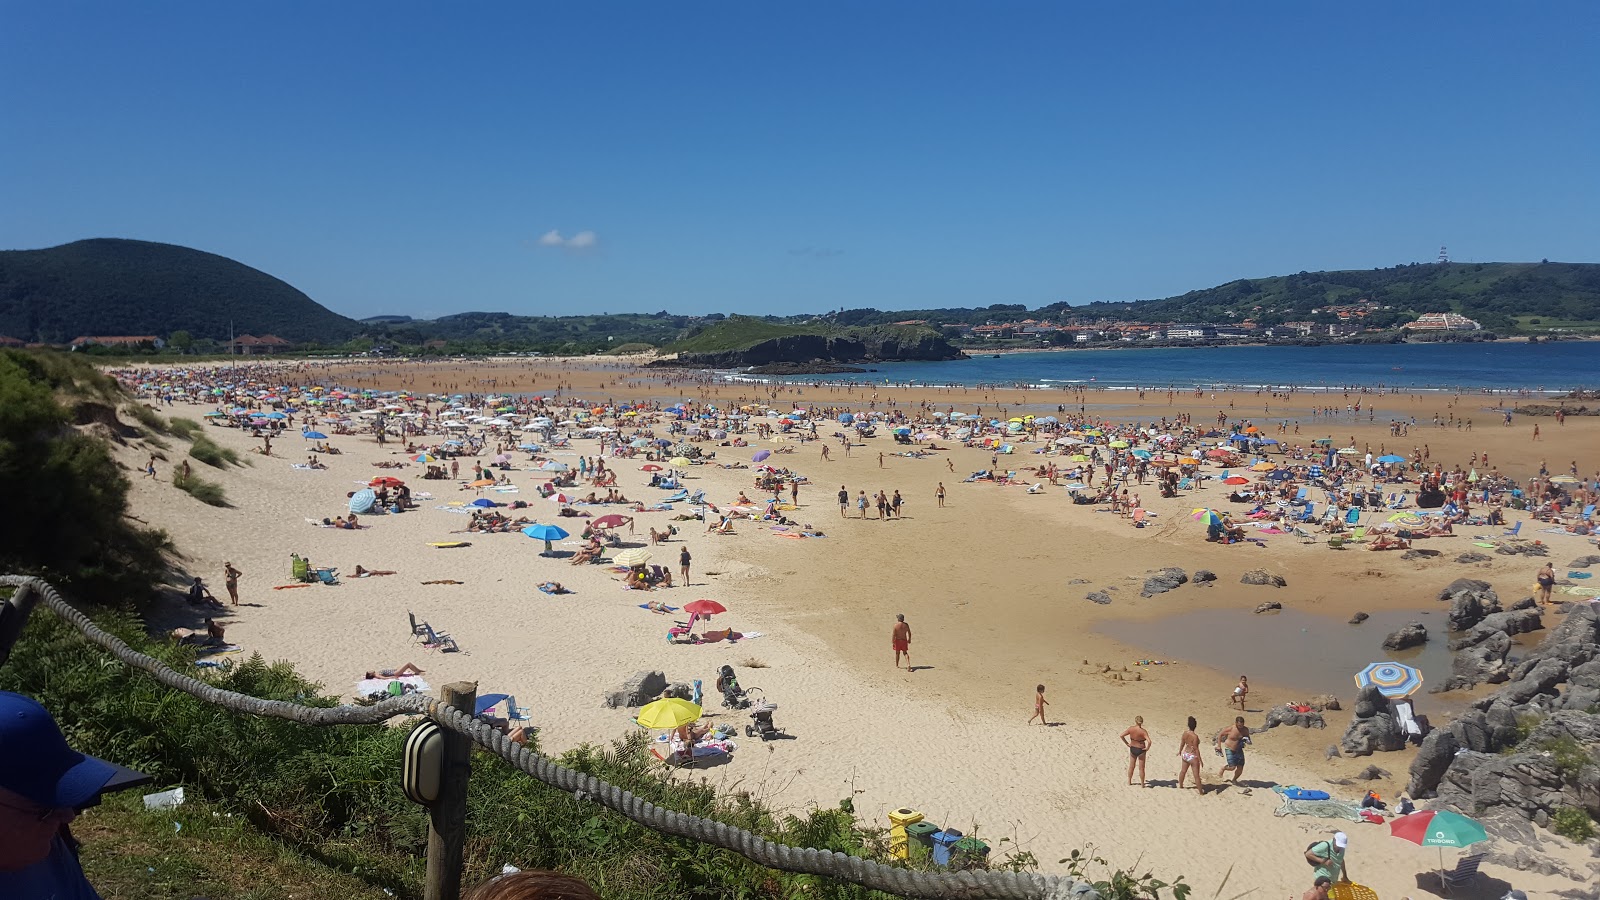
(1393, 699, 1424, 740)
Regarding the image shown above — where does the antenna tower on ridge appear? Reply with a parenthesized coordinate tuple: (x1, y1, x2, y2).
(1437, 245, 1449, 264)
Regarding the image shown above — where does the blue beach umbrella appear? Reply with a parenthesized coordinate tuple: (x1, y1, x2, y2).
(1377, 455, 1407, 464)
(264, 412, 287, 419)
(349, 489, 376, 514)
(1355, 661, 1423, 698)
(469, 498, 497, 508)
(302, 431, 328, 440)
(521, 523, 569, 541)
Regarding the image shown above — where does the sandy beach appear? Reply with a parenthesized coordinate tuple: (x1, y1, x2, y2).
(115, 357, 1600, 897)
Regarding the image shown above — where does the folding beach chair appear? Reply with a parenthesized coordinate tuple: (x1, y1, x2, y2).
(1294, 487, 1309, 503)
(1175, 477, 1193, 490)
(1502, 521, 1522, 538)
(408, 612, 430, 643)
(1440, 851, 1485, 893)
(1297, 503, 1316, 523)
(505, 694, 531, 720)
(422, 624, 459, 653)
(1393, 699, 1424, 741)
(1346, 508, 1361, 525)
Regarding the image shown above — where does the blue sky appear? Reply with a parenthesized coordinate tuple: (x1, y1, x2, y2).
(3, 2, 1595, 320)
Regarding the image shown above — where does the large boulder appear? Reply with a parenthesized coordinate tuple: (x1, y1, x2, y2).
(1140, 567, 1188, 597)
(1340, 685, 1407, 756)
(1438, 577, 1493, 600)
(1192, 570, 1217, 583)
(1240, 569, 1287, 587)
(1085, 591, 1112, 605)
(1560, 659, 1600, 712)
(1490, 657, 1571, 709)
(1434, 712, 1600, 827)
(1446, 586, 1502, 631)
(603, 669, 668, 708)
(1406, 728, 1462, 798)
(1264, 704, 1326, 729)
(1382, 621, 1429, 651)
(1477, 608, 1544, 638)
(1436, 630, 1512, 691)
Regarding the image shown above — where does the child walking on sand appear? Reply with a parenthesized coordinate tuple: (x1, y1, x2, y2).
(1029, 684, 1050, 725)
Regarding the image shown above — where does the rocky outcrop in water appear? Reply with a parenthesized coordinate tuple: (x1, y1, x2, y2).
(1444, 581, 1501, 631)
(653, 331, 966, 369)
(1382, 621, 1428, 650)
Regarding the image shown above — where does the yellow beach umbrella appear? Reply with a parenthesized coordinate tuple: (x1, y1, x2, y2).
(670, 456, 693, 467)
(613, 547, 652, 567)
(1250, 462, 1277, 472)
(1109, 440, 1130, 449)
(635, 697, 702, 729)
(1068, 454, 1089, 462)
(1178, 456, 1201, 465)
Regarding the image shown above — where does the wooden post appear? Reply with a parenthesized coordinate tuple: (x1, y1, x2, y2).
(425, 681, 476, 900)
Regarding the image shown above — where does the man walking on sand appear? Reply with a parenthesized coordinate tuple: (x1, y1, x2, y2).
(1216, 715, 1250, 784)
(1121, 716, 1150, 786)
(891, 614, 912, 669)
(838, 485, 849, 518)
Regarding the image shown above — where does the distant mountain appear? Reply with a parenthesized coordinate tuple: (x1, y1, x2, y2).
(0, 238, 361, 344)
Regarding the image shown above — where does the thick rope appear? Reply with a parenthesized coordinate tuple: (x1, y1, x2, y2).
(1, 576, 1098, 900)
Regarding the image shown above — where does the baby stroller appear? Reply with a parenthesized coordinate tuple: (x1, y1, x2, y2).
(744, 695, 782, 741)
(716, 665, 750, 709)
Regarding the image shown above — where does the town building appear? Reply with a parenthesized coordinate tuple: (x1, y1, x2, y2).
(1404, 312, 1481, 331)
(230, 334, 294, 355)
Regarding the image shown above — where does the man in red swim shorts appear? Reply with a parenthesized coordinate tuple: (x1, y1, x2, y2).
(891, 614, 912, 670)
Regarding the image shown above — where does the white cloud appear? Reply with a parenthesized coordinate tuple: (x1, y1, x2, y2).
(534, 229, 599, 251)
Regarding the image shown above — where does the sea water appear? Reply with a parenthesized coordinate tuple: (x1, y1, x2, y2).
(735, 341, 1596, 394)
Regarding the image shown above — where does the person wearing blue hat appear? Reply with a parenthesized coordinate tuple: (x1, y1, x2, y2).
(0, 691, 134, 898)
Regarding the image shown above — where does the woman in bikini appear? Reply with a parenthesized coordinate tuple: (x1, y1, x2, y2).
(1121, 716, 1150, 787)
(1176, 716, 1205, 795)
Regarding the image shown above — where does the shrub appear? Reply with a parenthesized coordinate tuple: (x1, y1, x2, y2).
(0, 351, 171, 602)
(168, 417, 204, 440)
(1537, 734, 1595, 779)
(175, 471, 229, 507)
(123, 402, 169, 434)
(189, 434, 241, 468)
(1551, 807, 1596, 842)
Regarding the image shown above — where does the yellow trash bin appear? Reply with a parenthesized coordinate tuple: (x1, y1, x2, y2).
(887, 808, 924, 859)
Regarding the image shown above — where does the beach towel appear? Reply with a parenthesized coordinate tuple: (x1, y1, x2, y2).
(1273, 796, 1364, 822)
(355, 675, 429, 697)
(429, 541, 472, 548)
(273, 583, 314, 590)
(639, 604, 678, 612)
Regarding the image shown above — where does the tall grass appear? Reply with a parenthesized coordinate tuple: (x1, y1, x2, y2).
(175, 471, 230, 506)
(168, 416, 205, 440)
(189, 433, 242, 467)
(123, 402, 170, 435)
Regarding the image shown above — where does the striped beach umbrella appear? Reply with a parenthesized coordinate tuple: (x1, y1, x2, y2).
(1355, 661, 1423, 698)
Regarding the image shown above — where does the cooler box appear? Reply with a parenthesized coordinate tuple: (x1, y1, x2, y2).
(931, 828, 963, 867)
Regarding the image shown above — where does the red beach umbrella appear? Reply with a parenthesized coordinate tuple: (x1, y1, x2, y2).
(1222, 476, 1250, 485)
(683, 599, 727, 616)
(591, 514, 628, 529)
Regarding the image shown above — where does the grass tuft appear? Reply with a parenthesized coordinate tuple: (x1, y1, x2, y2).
(167, 417, 204, 440)
(189, 434, 241, 468)
(174, 471, 229, 506)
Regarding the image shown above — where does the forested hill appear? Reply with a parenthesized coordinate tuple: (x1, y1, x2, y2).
(1066, 262, 1600, 330)
(829, 262, 1600, 332)
(0, 239, 361, 343)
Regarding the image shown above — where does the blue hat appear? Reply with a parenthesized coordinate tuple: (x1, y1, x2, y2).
(0, 692, 117, 808)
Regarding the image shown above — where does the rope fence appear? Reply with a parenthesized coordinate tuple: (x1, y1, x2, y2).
(0, 575, 1099, 900)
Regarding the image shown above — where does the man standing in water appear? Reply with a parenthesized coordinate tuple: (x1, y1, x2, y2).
(1216, 715, 1250, 785)
(891, 614, 912, 670)
(1176, 716, 1205, 795)
(1120, 716, 1150, 787)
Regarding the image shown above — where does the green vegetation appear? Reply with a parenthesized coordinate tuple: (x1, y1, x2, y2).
(664, 315, 829, 353)
(0, 238, 361, 344)
(1062, 847, 1191, 900)
(607, 342, 657, 354)
(1551, 807, 1596, 843)
(0, 349, 170, 602)
(78, 792, 396, 900)
(167, 416, 204, 440)
(123, 401, 170, 435)
(188, 433, 242, 467)
(1537, 734, 1596, 780)
(1512, 712, 1544, 744)
(173, 470, 229, 506)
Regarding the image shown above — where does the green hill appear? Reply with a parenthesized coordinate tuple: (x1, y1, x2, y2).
(0, 238, 361, 344)
(1062, 261, 1600, 330)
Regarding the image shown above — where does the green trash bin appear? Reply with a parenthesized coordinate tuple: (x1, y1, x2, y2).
(905, 821, 939, 860)
(952, 836, 990, 870)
